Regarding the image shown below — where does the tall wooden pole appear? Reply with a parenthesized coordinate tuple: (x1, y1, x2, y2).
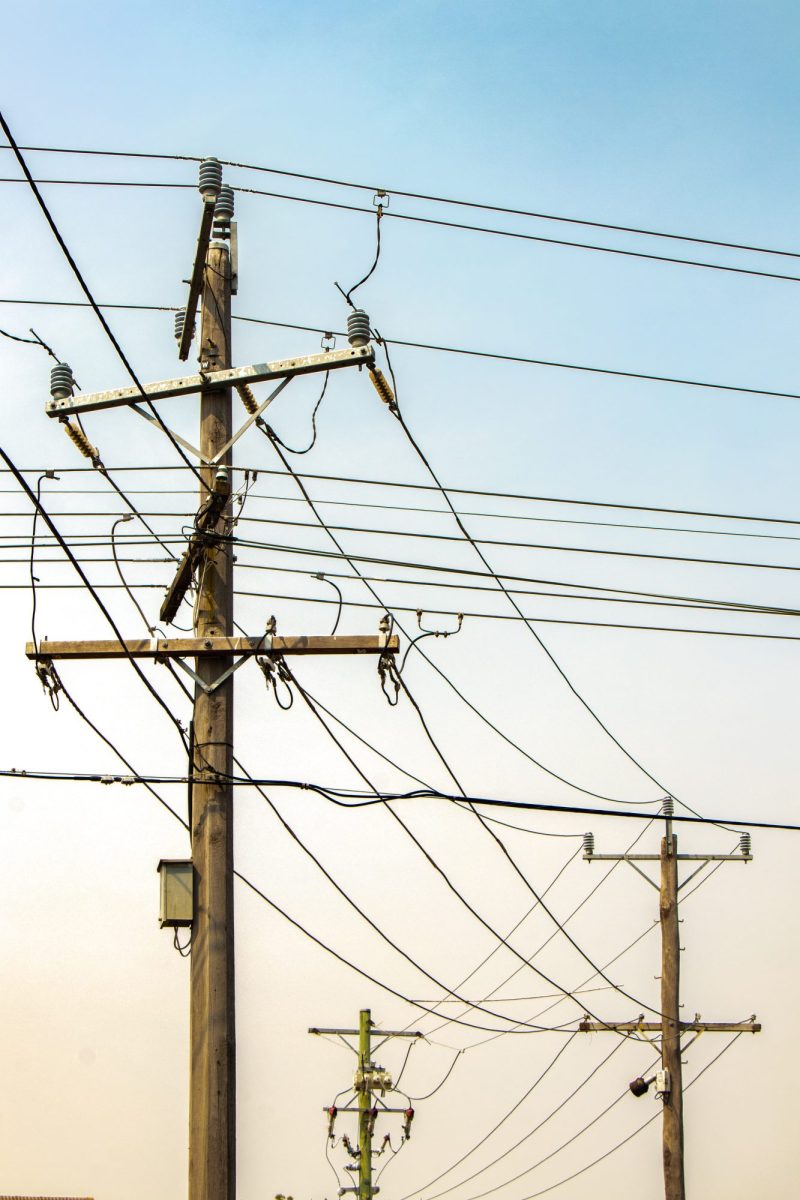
(660, 830, 685, 1200)
(358, 1009, 373, 1200)
(189, 239, 236, 1200)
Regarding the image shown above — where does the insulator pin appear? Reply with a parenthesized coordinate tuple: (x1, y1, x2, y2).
(235, 382, 259, 415)
(61, 418, 99, 464)
(199, 157, 222, 200)
(347, 309, 371, 347)
(50, 362, 74, 401)
(213, 184, 234, 238)
(739, 832, 752, 857)
(174, 309, 186, 342)
(369, 368, 396, 409)
(583, 832, 594, 858)
(661, 796, 675, 818)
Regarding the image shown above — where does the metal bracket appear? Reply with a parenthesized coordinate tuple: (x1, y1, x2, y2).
(168, 650, 258, 695)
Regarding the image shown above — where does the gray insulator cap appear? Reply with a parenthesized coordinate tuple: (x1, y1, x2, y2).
(50, 362, 74, 400)
(739, 832, 752, 856)
(199, 157, 222, 200)
(661, 796, 675, 818)
(174, 309, 186, 341)
(214, 184, 234, 221)
(347, 309, 371, 348)
(582, 832, 594, 856)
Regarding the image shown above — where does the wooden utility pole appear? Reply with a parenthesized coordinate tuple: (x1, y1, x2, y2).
(32, 157, 400, 1200)
(189, 238, 236, 1200)
(660, 829, 684, 1200)
(579, 810, 760, 1200)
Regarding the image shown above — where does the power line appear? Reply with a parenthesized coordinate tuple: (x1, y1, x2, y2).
(3, 769, 794, 831)
(6, 297, 800, 405)
(1, 439, 190, 752)
(3, 172, 800, 285)
(0, 115, 208, 495)
(6, 143, 800, 261)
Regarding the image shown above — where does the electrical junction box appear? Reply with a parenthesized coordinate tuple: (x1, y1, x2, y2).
(655, 1069, 670, 1098)
(157, 859, 193, 928)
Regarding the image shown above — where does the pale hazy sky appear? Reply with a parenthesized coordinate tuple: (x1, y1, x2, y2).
(2, 3, 799, 1199)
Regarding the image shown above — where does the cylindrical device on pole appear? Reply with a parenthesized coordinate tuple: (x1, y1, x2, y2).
(660, 835, 685, 1200)
(347, 309, 371, 347)
(50, 362, 74, 400)
(199, 156, 223, 201)
(189, 238, 235, 1200)
(358, 1009, 373, 1200)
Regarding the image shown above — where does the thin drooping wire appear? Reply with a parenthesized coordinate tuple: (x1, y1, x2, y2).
(404, 1048, 464, 1102)
(260, 433, 659, 807)
(414, 1038, 628, 1200)
(507, 1033, 744, 1200)
(111, 516, 156, 633)
(342, 207, 383, 305)
(399, 1034, 578, 1200)
(7, 143, 800, 260)
(266, 371, 330, 455)
(0, 116, 209, 495)
(29, 471, 55, 659)
(408, 846, 583, 1037)
(385, 358, 678, 803)
(2, 441, 190, 753)
(230, 752, 572, 1034)
(422, 822, 653, 1045)
(392, 663, 669, 1017)
(285, 662, 649, 1029)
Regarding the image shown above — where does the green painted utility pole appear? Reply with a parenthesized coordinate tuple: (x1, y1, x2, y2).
(358, 1009, 373, 1200)
(309, 1011, 423, 1198)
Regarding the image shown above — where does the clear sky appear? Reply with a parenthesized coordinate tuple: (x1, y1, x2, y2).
(1, 3, 799, 1199)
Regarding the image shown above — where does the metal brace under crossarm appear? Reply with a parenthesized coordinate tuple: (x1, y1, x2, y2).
(45, 344, 374, 418)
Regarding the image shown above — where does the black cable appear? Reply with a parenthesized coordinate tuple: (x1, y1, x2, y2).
(388, 391, 682, 808)
(506, 1034, 744, 1200)
(0, 116, 209, 495)
(8, 143, 800, 261)
(394, 667, 669, 1019)
(230, 754, 556, 1035)
(411, 1038, 627, 1200)
(6, 172, 800, 284)
(286, 664, 649, 1029)
(404, 1048, 463, 1102)
(401, 1037, 574, 1196)
(111, 516, 156, 633)
(265, 371, 330, 455)
(342, 206, 383, 304)
(10, 297, 800, 410)
(5, 458, 800, 532)
(1, 441, 190, 753)
(252, 435, 661, 807)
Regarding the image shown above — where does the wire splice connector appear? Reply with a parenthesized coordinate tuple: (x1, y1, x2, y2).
(368, 367, 396, 412)
(235, 381, 259, 415)
(60, 416, 100, 465)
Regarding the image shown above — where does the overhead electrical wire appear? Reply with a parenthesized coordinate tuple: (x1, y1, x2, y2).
(5, 298, 800, 405)
(1, 440, 190, 753)
(3, 460, 800, 530)
(2, 172, 799, 285)
(0, 116, 209, 495)
(286, 661, 665, 1027)
(0, 769, 793, 832)
(5, 142, 799, 261)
